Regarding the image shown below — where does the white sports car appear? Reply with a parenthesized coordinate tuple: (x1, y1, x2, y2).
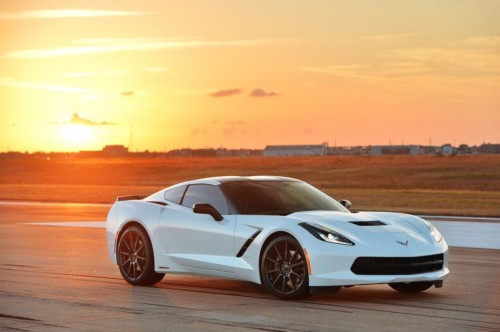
(106, 176, 449, 300)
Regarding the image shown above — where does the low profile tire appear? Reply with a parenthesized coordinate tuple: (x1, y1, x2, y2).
(389, 281, 434, 293)
(260, 235, 310, 300)
(117, 225, 164, 286)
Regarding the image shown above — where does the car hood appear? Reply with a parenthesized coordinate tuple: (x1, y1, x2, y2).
(287, 210, 434, 247)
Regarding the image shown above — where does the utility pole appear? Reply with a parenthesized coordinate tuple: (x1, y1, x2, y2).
(129, 123, 133, 152)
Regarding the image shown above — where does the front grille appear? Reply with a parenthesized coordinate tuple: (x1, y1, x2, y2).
(351, 254, 444, 275)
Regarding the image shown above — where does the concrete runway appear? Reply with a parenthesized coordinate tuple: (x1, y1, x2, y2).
(1, 202, 499, 331)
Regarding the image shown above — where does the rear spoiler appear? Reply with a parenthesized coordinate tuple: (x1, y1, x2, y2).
(116, 195, 146, 202)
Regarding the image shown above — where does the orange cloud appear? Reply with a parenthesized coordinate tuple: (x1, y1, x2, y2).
(209, 89, 242, 97)
(250, 88, 279, 97)
(6, 39, 287, 59)
(64, 113, 113, 126)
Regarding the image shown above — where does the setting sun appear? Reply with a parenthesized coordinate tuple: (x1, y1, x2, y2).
(60, 124, 92, 148)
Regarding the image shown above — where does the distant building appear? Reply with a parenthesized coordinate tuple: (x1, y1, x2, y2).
(369, 145, 420, 156)
(167, 148, 217, 157)
(421, 146, 439, 155)
(216, 148, 262, 157)
(79, 145, 129, 158)
(264, 144, 327, 157)
(328, 146, 367, 156)
(440, 144, 454, 156)
(457, 144, 471, 155)
(192, 149, 217, 157)
(479, 143, 500, 154)
(103, 145, 129, 157)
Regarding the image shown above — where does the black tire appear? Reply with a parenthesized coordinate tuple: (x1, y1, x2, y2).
(117, 225, 164, 286)
(389, 281, 434, 293)
(260, 235, 310, 300)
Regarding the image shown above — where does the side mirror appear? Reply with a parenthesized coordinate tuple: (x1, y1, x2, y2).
(193, 203, 224, 221)
(339, 199, 352, 209)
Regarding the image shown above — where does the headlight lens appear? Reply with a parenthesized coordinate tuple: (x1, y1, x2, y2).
(422, 219, 442, 243)
(299, 222, 354, 246)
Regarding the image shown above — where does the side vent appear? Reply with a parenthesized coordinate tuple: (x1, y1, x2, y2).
(236, 230, 262, 257)
(350, 221, 386, 226)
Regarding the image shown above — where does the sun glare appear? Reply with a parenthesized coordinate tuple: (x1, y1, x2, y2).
(60, 124, 92, 147)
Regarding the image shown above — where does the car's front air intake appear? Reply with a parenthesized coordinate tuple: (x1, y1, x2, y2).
(351, 254, 444, 275)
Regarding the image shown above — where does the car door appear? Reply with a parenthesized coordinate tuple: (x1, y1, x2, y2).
(158, 184, 236, 273)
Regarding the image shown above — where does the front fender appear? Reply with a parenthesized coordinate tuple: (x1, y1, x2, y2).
(233, 215, 317, 283)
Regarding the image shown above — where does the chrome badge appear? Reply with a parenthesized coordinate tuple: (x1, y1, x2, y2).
(396, 240, 409, 246)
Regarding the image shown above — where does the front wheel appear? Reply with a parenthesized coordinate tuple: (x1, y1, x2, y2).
(389, 281, 434, 293)
(260, 235, 310, 300)
(117, 225, 164, 286)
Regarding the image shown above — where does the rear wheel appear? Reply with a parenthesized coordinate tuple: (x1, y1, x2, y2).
(117, 225, 164, 285)
(389, 281, 434, 293)
(260, 235, 310, 300)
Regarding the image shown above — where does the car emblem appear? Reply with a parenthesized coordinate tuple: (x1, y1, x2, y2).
(396, 240, 409, 246)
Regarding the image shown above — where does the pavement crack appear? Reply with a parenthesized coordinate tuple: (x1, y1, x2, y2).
(0, 313, 40, 322)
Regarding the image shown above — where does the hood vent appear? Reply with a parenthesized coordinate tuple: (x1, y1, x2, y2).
(350, 221, 386, 226)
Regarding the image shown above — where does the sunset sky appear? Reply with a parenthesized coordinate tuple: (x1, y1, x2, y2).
(1, 0, 499, 152)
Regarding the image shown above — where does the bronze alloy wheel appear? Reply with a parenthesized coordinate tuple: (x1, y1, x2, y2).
(117, 225, 164, 286)
(260, 235, 310, 300)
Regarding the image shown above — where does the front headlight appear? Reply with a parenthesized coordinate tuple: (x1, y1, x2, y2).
(299, 222, 354, 246)
(422, 219, 442, 243)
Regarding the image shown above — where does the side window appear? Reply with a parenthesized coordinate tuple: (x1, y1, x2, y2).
(164, 185, 187, 204)
(181, 184, 229, 215)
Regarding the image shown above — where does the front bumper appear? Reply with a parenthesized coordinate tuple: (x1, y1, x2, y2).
(306, 242, 449, 287)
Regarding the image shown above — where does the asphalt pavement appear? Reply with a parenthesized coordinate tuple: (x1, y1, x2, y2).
(0, 202, 499, 331)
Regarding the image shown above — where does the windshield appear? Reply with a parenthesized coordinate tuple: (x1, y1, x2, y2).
(221, 180, 348, 215)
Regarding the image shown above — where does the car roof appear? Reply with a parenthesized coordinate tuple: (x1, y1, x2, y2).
(172, 175, 300, 187)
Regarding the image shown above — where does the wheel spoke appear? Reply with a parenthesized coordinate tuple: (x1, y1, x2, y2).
(284, 241, 288, 260)
(132, 234, 138, 251)
(287, 276, 296, 290)
(133, 233, 140, 251)
(130, 233, 136, 251)
(266, 268, 280, 274)
(271, 274, 282, 287)
(291, 271, 303, 279)
(281, 274, 286, 292)
(274, 245, 282, 260)
(122, 238, 131, 251)
(119, 251, 130, 256)
(121, 258, 131, 267)
(289, 261, 304, 268)
(289, 248, 298, 261)
(126, 262, 132, 277)
(265, 256, 278, 264)
(135, 244, 145, 253)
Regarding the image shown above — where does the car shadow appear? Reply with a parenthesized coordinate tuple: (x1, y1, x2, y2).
(128, 274, 446, 304)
